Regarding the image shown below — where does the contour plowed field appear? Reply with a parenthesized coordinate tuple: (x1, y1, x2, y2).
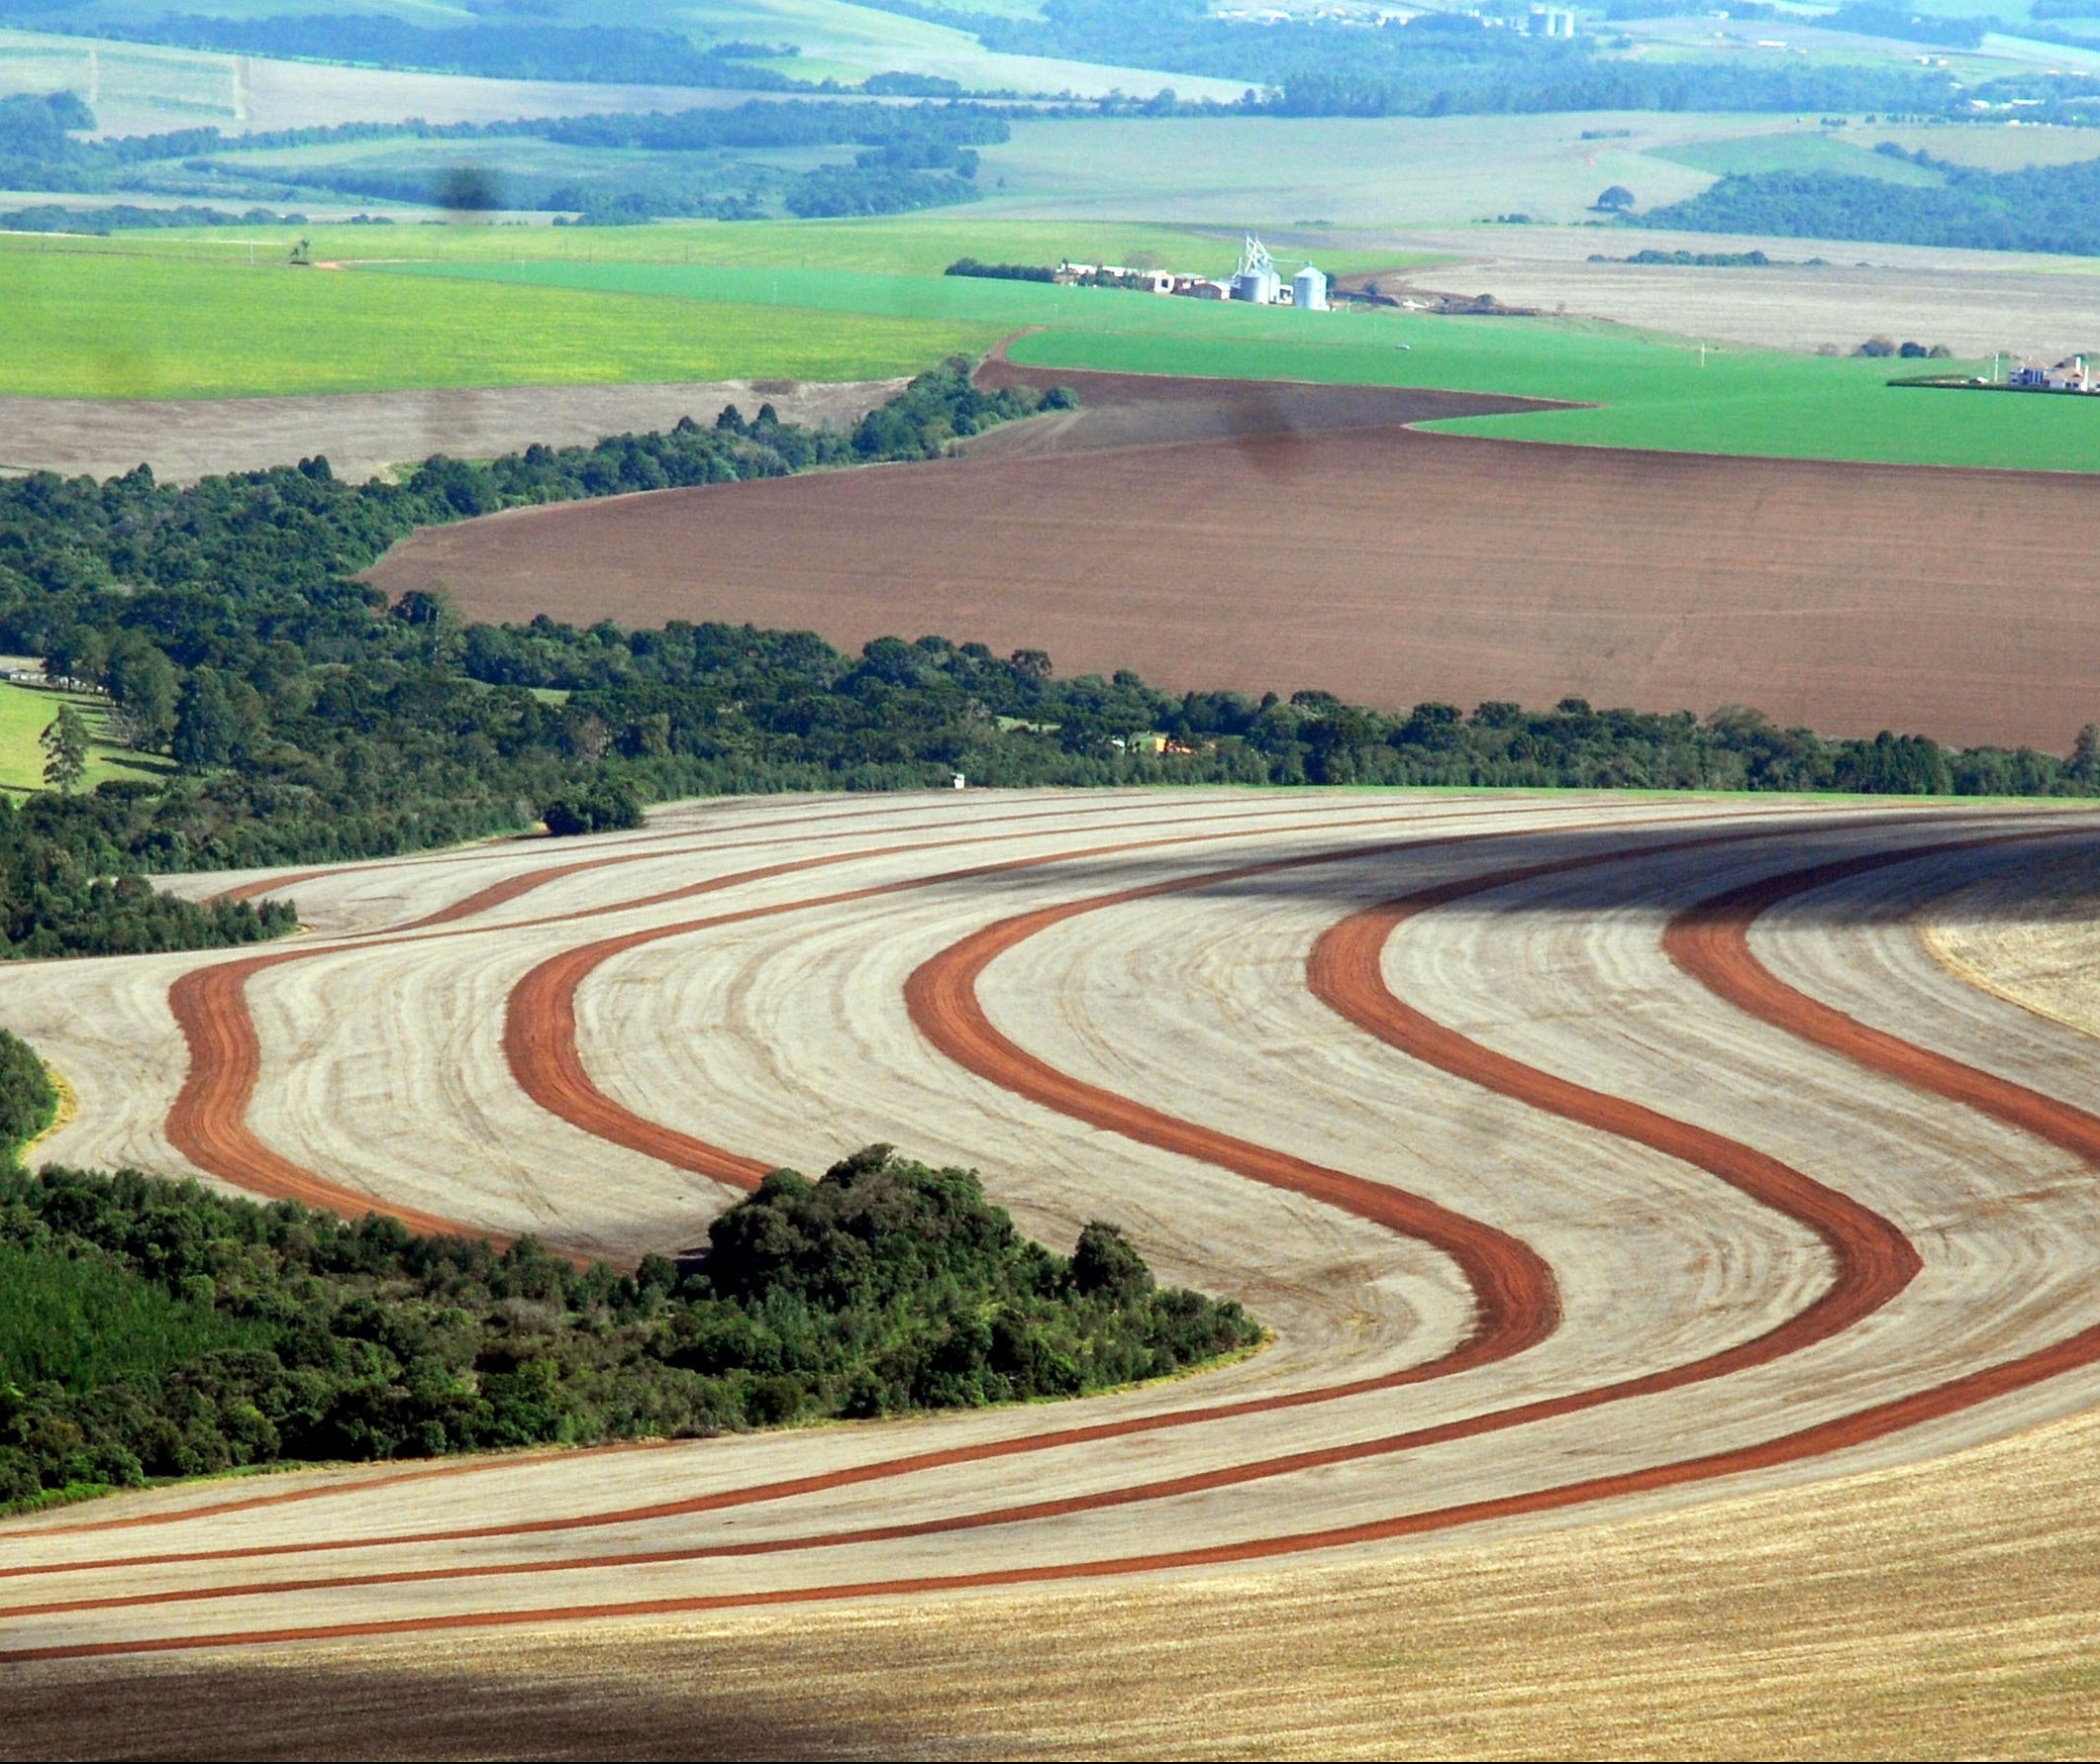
(366, 368, 2100, 751)
(4, 786, 2100, 1678)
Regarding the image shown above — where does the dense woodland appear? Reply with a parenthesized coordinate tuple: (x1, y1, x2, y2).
(0, 1127, 1258, 1509)
(1644, 144, 2100, 254)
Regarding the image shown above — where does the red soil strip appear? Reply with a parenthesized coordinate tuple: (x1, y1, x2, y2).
(1309, 864, 1920, 1361)
(70, 802, 1704, 1572)
(24, 824, 2100, 1662)
(159, 795, 1343, 1238)
(21, 805, 1919, 1604)
(164, 953, 476, 1240)
(367, 368, 2100, 752)
(1668, 840, 2100, 1170)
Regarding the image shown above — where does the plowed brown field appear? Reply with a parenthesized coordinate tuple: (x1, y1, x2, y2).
(366, 367, 2100, 751)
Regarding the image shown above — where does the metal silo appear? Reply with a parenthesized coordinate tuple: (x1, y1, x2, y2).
(1292, 266, 1329, 311)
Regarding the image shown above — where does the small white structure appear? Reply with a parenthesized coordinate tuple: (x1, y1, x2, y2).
(1292, 265, 1330, 311)
(951, 771, 967, 789)
(1230, 234, 1282, 305)
(1529, 6, 1575, 36)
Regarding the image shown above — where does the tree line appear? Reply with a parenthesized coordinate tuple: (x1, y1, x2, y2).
(1, 352, 2096, 917)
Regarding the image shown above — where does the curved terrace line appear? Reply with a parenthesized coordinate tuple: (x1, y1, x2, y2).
(12, 804, 1932, 1594)
(19, 824, 2100, 1660)
(17, 820, 1964, 1623)
(170, 798, 1555, 1230)
(36, 800, 1791, 1564)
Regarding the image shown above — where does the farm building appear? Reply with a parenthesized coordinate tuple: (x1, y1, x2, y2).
(2010, 355, 2096, 391)
(1292, 266, 1330, 311)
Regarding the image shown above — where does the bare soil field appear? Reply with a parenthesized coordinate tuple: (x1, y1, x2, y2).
(372, 367, 2100, 751)
(7, 786, 2100, 1731)
(1334, 224, 2100, 358)
(0, 378, 909, 486)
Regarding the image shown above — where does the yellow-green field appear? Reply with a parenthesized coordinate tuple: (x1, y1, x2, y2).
(0, 240, 1006, 398)
(0, 682, 166, 795)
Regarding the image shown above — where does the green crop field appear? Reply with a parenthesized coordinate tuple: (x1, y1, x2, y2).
(1005, 323, 2100, 472)
(373, 253, 1439, 330)
(221, 217, 1301, 278)
(0, 240, 1003, 398)
(379, 245, 2100, 472)
(0, 683, 166, 795)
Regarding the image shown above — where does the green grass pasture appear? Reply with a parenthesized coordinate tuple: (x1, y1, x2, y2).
(0, 683, 168, 794)
(0, 240, 1002, 397)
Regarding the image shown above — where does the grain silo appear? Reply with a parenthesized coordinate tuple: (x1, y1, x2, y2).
(1292, 265, 1329, 311)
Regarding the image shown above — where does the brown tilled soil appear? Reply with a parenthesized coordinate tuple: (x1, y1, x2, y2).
(0, 378, 908, 486)
(367, 366, 2100, 751)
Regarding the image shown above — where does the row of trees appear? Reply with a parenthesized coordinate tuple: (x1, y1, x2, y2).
(0, 1137, 1257, 1507)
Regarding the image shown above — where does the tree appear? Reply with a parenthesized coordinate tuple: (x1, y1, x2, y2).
(105, 641, 178, 749)
(1594, 184, 1635, 213)
(2069, 723, 2099, 783)
(39, 706, 88, 795)
(1071, 1221, 1152, 1304)
(171, 668, 246, 769)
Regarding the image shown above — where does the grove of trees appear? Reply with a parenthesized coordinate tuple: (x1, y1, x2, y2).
(0, 1132, 1259, 1509)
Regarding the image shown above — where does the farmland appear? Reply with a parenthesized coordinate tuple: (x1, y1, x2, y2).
(370, 363, 2100, 750)
(4, 782, 2100, 1739)
(0, 243, 999, 399)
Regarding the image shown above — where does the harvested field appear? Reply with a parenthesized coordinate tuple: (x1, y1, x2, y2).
(0, 378, 909, 487)
(1923, 845, 2100, 1039)
(1352, 223, 2100, 360)
(7, 781, 2100, 1760)
(371, 367, 2100, 752)
(12, 1396, 2100, 1759)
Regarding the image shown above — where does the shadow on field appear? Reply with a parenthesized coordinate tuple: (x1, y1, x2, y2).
(890, 807, 2100, 927)
(3, 1653, 880, 1763)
